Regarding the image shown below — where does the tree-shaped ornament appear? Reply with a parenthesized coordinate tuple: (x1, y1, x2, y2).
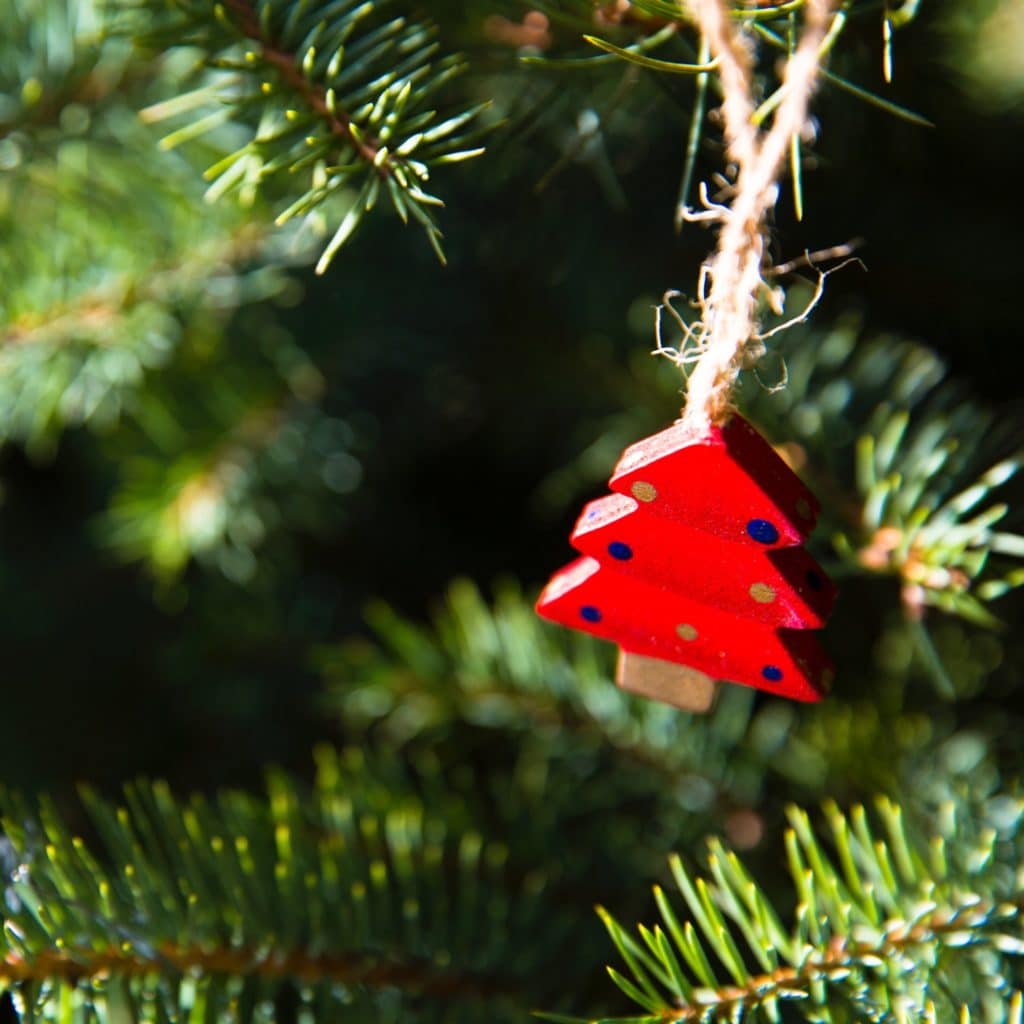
(535, 0, 845, 712)
(536, 415, 836, 712)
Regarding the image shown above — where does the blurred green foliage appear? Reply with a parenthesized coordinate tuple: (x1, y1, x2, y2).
(1, 0, 1024, 1021)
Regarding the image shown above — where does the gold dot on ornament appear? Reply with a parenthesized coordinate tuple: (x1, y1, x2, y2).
(676, 623, 698, 641)
(631, 480, 658, 503)
(795, 498, 812, 520)
(749, 582, 776, 604)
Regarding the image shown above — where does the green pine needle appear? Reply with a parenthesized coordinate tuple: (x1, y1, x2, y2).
(592, 801, 1023, 1024)
(0, 751, 568, 1021)
(128, 0, 489, 270)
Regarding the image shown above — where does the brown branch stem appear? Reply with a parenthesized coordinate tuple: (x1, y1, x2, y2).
(219, 0, 386, 174)
(0, 942, 510, 1001)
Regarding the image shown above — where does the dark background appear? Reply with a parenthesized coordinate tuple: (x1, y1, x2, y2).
(1, 0, 1021, 793)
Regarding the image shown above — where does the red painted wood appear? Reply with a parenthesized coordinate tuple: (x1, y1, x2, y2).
(536, 414, 835, 706)
(536, 557, 831, 702)
(609, 415, 819, 545)
(570, 493, 835, 628)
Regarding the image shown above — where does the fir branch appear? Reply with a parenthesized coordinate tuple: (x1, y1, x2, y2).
(0, 0, 295, 456)
(97, 364, 363, 584)
(591, 799, 1024, 1024)
(738, 297, 1024, 628)
(599, 899, 1016, 1023)
(216, 0, 385, 171)
(0, 0, 357, 576)
(315, 577, 843, 897)
(0, 225, 271, 351)
(130, 0, 490, 270)
(0, 757, 565, 1020)
(318, 578, 762, 791)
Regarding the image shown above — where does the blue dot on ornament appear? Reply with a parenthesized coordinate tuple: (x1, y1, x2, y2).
(608, 541, 633, 561)
(762, 665, 783, 682)
(580, 605, 602, 623)
(746, 519, 779, 544)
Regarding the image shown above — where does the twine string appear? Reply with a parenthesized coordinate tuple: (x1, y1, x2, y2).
(679, 0, 837, 437)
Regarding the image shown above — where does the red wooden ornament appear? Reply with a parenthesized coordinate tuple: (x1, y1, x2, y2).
(536, 414, 835, 709)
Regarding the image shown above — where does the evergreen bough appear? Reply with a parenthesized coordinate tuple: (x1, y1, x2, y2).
(2, 2, 1023, 1024)
(128, 0, 490, 270)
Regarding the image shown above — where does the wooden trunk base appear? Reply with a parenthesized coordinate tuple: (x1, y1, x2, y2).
(616, 650, 719, 713)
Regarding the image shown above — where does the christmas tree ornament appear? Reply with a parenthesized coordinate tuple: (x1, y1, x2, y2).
(536, 414, 835, 711)
(534, 0, 842, 712)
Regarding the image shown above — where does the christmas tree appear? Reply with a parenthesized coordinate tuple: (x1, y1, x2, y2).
(2, 1, 1024, 1022)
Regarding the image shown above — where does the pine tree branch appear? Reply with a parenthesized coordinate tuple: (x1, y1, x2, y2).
(319, 579, 763, 799)
(0, 0, 297, 461)
(216, 0, 385, 172)
(741, 303, 1024, 629)
(1, 225, 270, 350)
(0, 763, 574, 1018)
(592, 800, 1024, 1023)
(622, 896, 1019, 1023)
(130, 0, 491, 269)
